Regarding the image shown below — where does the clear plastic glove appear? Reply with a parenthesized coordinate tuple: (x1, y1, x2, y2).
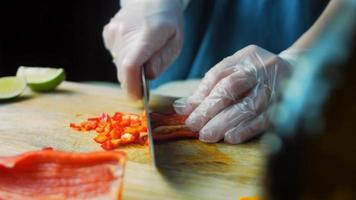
(174, 45, 293, 144)
(103, 0, 184, 100)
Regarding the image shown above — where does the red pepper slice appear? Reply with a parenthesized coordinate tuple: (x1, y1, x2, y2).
(0, 149, 126, 200)
(150, 113, 199, 141)
(150, 112, 188, 127)
(152, 125, 198, 141)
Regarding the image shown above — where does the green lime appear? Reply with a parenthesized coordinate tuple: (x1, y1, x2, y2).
(0, 76, 27, 100)
(16, 66, 65, 92)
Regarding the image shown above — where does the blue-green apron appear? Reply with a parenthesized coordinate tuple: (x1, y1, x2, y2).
(152, 0, 328, 88)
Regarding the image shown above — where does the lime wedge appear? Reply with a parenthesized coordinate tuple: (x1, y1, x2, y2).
(16, 66, 65, 92)
(0, 76, 27, 100)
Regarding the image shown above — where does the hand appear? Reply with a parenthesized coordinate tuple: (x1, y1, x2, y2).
(103, 0, 184, 100)
(174, 45, 292, 144)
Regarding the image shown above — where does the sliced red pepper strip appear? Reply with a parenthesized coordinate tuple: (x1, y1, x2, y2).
(152, 125, 199, 141)
(150, 112, 188, 127)
(150, 112, 198, 141)
(0, 149, 126, 200)
(239, 197, 261, 200)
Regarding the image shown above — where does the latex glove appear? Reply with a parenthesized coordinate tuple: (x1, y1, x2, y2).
(174, 45, 293, 144)
(103, 0, 184, 100)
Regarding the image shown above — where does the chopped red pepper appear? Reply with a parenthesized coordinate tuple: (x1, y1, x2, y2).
(70, 112, 149, 150)
(70, 111, 198, 150)
(94, 135, 109, 143)
(0, 148, 126, 200)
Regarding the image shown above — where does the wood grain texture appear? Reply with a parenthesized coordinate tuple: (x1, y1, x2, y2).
(0, 81, 264, 200)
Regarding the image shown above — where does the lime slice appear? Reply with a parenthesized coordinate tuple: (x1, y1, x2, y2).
(16, 66, 65, 92)
(0, 76, 27, 100)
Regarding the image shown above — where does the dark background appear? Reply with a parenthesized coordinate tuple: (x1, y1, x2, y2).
(0, 0, 120, 82)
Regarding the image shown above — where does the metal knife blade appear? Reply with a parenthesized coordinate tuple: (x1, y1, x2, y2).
(141, 67, 157, 166)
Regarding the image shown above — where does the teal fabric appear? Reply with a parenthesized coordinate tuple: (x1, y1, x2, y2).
(151, 0, 328, 88)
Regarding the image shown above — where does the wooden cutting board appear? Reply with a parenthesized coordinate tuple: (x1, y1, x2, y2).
(0, 81, 264, 200)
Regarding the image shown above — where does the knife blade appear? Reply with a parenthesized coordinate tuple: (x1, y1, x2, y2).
(141, 67, 157, 166)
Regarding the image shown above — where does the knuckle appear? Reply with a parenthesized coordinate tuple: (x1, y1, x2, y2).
(107, 23, 117, 33)
(214, 76, 237, 99)
(246, 44, 259, 51)
(202, 71, 215, 87)
(116, 21, 130, 36)
(264, 54, 282, 69)
(143, 18, 175, 37)
(218, 76, 231, 89)
(142, 19, 162, 32)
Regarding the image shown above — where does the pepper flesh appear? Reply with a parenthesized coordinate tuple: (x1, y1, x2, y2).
(151, 112, 199, 141)
(239, 197, 261, 200)
(70, 112, 148, 150)
(0, 148, 126, 200)
(70, 111, 198, 150)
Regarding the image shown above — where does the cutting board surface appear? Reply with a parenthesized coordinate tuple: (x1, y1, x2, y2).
(0, 81, 264, 200)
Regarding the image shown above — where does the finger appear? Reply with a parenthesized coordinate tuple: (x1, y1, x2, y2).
(115, 44, 151, 100)
(198, 83, 271, 143)
(173, 93, 203, 116)
(173, 97, 190, 115)
(178, 46, 260, 115)
(114, 40, 165, 99)
(178, 56, 240, 115)
(113, 25, 175, 100)
(224, 113, 269, 144)
(186, 70, 258, 131)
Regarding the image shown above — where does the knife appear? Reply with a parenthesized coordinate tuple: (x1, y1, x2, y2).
(141, 67, 157, 167)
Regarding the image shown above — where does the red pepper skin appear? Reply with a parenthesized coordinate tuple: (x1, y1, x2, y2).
(70, 112, 149, 150)
(70, 111, 199, 149)
(150, 113, 199, 141)
(153, 129, 199, 141)
(0, 149, 126, 200)
(150, 113, 188, 127)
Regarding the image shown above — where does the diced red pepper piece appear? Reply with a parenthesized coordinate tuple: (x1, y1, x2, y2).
(94, 135, 109, 144)
(69, 123, 81, 131)
(100, 113, 110, 122)
(109, 129, 122, 139)
(112, 112, 122, 121)
(120, 133, 135, 144)
(139, 131, 148, 138)
(123, 127, 138, 135)
(119, 120, 130, 127)
(110, 139, 121, 146)
(101, 140, 115, 150)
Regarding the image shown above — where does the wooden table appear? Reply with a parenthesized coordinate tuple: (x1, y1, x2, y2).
(0, 81, 264, 200)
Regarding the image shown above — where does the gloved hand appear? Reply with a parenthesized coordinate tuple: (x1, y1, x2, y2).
(103, 0, 184, 100)
(174, 45, 295, 144)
